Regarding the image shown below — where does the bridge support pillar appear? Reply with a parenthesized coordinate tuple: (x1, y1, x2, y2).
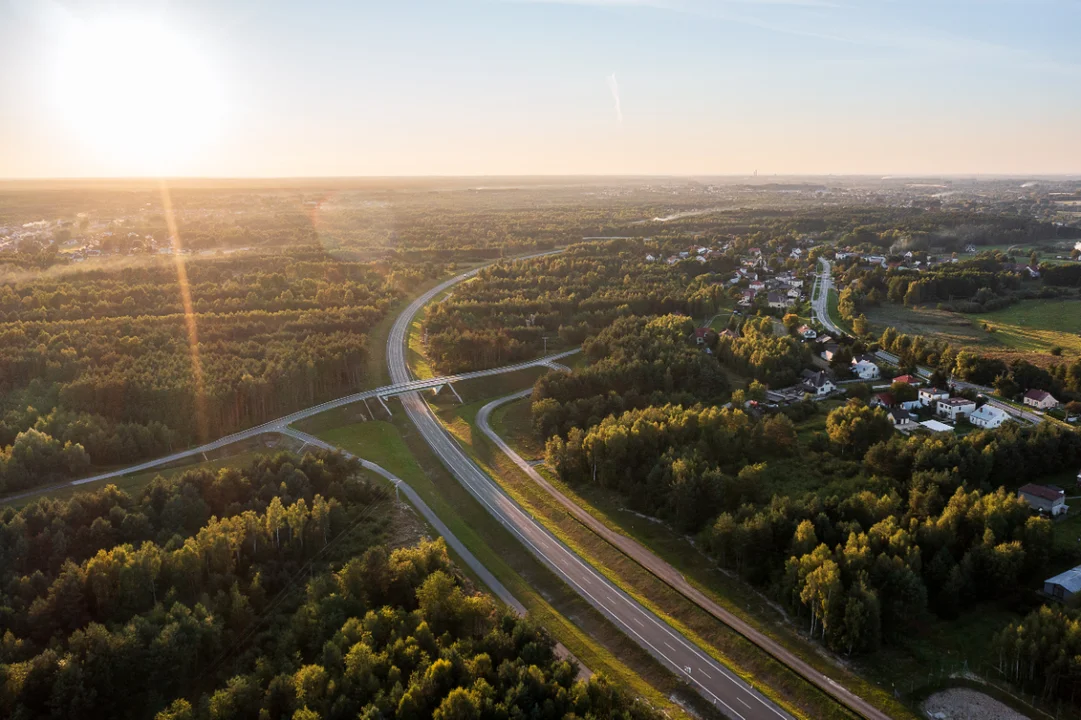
(362, 397, 373, 421)
(448, 382, 464, 404)
(378, 396, 393, 417)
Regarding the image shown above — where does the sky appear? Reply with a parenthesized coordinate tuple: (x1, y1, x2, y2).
(1, 0, 1080, 177)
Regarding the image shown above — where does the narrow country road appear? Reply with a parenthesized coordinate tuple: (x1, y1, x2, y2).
(478, 391, 891, 720)
(388, 267, 793, 720)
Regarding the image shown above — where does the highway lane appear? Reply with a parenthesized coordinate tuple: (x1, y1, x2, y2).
(812, 257, 845, 337)
(0, 256, 572, 507)
(478, 391, 892, 720)
(388, 266, 793, 719)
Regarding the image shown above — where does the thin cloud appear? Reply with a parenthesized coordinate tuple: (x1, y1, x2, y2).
(607, 73, 623, 125)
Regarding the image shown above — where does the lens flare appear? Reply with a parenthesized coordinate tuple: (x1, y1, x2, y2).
(159, 180, 209, 442)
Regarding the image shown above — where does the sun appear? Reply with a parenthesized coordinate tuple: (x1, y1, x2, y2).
(53, 16, 225, 175)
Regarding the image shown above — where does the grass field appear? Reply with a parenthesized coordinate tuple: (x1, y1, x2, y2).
(866, 298, 1081, 361)
(974, 300, 1081, 356)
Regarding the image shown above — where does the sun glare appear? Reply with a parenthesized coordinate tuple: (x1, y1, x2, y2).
(53, 16, 225, 175)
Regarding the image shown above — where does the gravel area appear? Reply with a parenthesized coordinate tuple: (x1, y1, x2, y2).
(922, 688, 1029, 720)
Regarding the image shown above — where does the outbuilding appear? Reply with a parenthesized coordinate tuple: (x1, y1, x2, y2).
(1045, 566, 1081, 601)
(1018, 483, 1068, 517)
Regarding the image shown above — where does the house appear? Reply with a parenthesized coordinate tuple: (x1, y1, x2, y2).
(820, 343, 840, 362)
(1044, 566, 1081, 601)
(1023, 389, 1059, 410)
(893, 374, 920, 386)
(797, 325, 817, 340)
(693, 327, 711, 346)
(969, 404, 1009, 429)
(768, 292, 792, 310)
(645, 254, 657, 262)
(738, 290, 756, 307)
(920, 419, 953, 433)
(851, 357, 880, 381)
(918, 387, 950, 407)
(694, 255, 707, 264)
(888, 408, 914, 427)
(749, 280, 766, 292)
(1018, 484, 1068, 517)
(1026, 265, 1041, 278)
(786, 287, 802, 300)
(871, 392, 895, 409)
(802, 370, 836, 397)
(937, 397, 977, 420)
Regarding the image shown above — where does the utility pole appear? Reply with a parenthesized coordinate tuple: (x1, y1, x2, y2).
(542, 336, 549, 355)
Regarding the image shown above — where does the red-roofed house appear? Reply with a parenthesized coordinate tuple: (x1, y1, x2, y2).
(871, 392, 895, 409)
(1024, 389, 1059, 410)
(893, 375, 920, 386)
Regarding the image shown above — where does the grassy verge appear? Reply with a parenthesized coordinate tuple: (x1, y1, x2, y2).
(827, 289, 855, 336)
(438, 395, 914, 720)
(306, 413, 711, 720)
(482, 395, 920, 720)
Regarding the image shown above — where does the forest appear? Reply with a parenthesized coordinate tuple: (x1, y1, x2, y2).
(0, 450, 659, 720)
(421, 240, 733, 373)
(536, 330, 1081, 660)
(0, 248, 443, 495)
(531, 314, 730, 441)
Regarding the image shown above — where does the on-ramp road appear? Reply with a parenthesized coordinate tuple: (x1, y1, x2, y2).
(388, 266, 794, 720)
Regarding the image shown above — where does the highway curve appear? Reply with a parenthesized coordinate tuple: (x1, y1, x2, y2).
(478, 391, 891, 720)
(387, 263, 793, 720)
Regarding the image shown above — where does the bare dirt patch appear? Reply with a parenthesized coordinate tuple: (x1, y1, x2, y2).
(922, 688, 1028, 720)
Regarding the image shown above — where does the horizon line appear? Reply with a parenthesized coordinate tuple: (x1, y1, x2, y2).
(3, 172, 1081, 184)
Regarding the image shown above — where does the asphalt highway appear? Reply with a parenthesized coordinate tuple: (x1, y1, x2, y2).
(387, 266, 793, 720)
(478, 391, 891, 720)
(812, 257, 845, 337)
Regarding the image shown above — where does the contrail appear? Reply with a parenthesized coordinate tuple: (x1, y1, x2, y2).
(607, 72, 623, 125)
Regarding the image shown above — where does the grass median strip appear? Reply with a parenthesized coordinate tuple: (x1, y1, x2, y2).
(445, 394, 918, 720)
(308, 413, 715, 720)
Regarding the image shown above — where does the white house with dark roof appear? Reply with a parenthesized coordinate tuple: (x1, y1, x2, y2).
(802, 370, 836, 396)
(1019, 483, 1067, 517)
(887, 408, 914, 427)
(937, 397, 977, 420)
(851, 357, 880, 381)
(1024, 389, 1059, 410)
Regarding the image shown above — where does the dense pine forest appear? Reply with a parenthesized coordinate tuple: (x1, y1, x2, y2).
(0, 248, 443, 494)
(0, 450, 660, 720)
(421, 240, 735, 373)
